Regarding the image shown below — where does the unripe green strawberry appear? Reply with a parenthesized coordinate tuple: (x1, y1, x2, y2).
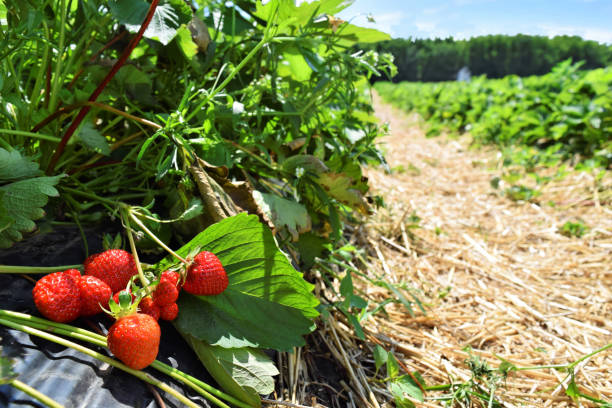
(183, 251, 228, 296)
(107, 313, 160, 370)
(85, 249, 138, 293)
(152, 280, 179, 306)
(112, 290, 135, 305)
(139, 297, 160, 320)
(78, 275, 112, 316)
(32, 271, 81, 323)
(159, 302, 178, 321)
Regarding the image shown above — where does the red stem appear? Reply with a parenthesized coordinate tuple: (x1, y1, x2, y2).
(46, 0, 160, 175)
(67, 30, 128, 90)
(32, 101, 161, 133)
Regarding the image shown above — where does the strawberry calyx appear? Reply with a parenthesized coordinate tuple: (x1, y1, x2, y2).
(104, 289, 140, 320)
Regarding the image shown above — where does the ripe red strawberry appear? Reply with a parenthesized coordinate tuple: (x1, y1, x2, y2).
(32, 271, 81, 323)
(183, 251, 228, 296)
(152, 280, 179, 306)
(83, 254, 96, 268)
(139, 297, 160, 320)
(78, 275, 112, 316)
(84, 249, 138, 293)
(159, 302, 178, 321)
(107, 313, 160, 370)
(64, 268, 81, 280)
(160, 270, 179, 287)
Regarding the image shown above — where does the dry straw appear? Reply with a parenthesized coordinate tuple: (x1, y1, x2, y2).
(266, 94, 611, 408)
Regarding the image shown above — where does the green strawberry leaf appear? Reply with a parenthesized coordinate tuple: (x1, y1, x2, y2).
(176, 291, 315, 350)
(78, 122, 111, 156)
(0, 175, 63, 248)
(333, 23, 391, 45)
(0, 148, 41, 182)
(161, 213, 319, 351)
(281, 154, 329, 176)
(388, 375, 423, 408)
(252, 191, 311, 241)
(278, 45, 312, 82)
(373, 345, 388, 375)
(254, 0, 352, 29)
(317, 172, 369, 213)
(181, 332, 277, 405)
(387, 352, 400, 379)
(108, 0, 192, 45)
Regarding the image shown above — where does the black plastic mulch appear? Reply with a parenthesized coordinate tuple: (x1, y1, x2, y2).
(0, 227, 215, 408)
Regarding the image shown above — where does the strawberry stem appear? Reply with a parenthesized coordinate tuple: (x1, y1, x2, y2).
(0, 317, 204, 408)
(127, 209, 188, 264)
(0, 310, 253, 408)
(0, 265, 82, 274)
(121, 208, 151, 292)
(10, 379, 64, 408)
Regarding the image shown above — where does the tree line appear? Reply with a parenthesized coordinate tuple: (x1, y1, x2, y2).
(361, 34, 612, 82)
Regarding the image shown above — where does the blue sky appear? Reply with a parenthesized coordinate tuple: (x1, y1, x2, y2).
(336, 0, 612, 43)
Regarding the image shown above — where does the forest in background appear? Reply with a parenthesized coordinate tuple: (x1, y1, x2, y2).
(361, 34, 612, 82)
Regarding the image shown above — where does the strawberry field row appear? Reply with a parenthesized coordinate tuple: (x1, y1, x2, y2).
(375, 60, 612, 170)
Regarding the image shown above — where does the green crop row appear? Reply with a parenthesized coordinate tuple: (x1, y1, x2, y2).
(375, 60, 612, 169)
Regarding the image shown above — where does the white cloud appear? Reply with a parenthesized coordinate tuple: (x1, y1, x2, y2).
(412, 19, 452, 38)
(415, 21, 437, 32)
(537, 23, 612, 43)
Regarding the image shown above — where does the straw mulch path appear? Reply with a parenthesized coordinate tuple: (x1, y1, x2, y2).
(269, 95, 610, 408)
(349, 94, 611, 407)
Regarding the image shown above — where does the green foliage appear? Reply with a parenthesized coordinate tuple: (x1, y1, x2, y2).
(0, 149, 63, 248)
(162, 214, 318, 351)
(362, 34, 612, 82)
(253, 191, 310, 241)
(181, 333, 275, 407)
(560, 220, 589, 238)
(1, 0, 393, 249)
(108, 0, 192, 45)
(504, 185, 540, 202)
(371, 346, 424, 408)
(376, 61, 612, 169)
(160, 213, 317, 397)
(1, 0, 393, 400)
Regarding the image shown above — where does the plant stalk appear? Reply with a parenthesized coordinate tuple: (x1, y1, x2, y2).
(0, 265, 82, 274)
(32, 101, 161, 134)
(10, 379, 64, 408)
(0, 129, 61, 143)
(46, 0, 160, 174)
(0, 310, 253, 408)
(121, 208, 151, 290)
(186, 35, 270, 122)
(128, 210, 188, 264)
(48, 0, 67, 112)
(0, 317, 203, 408)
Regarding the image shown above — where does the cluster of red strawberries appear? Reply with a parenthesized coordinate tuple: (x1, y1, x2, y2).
(32, 249, 137, 323)
(32, 248, 229, 369)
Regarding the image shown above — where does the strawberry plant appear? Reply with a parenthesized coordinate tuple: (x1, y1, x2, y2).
(0, 0, 394, 405)
(375, 60, 612, 169)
